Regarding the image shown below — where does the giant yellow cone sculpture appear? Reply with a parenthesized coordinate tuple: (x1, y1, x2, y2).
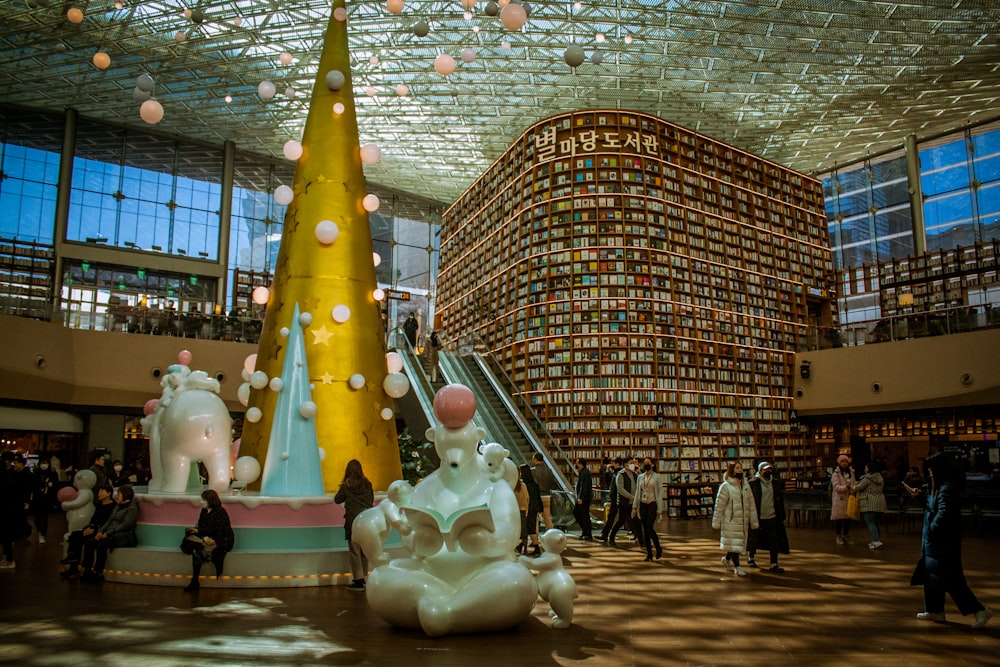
(241, 0, 402, 493)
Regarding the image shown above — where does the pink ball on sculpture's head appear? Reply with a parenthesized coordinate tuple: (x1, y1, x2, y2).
(143, 398, 158, 416)
(433, 383, 477, 429)
(57, 486, 78, 503)
(177, 349, 192, 366)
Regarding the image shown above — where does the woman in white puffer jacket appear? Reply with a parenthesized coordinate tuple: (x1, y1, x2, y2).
(712, 461, 759, 577)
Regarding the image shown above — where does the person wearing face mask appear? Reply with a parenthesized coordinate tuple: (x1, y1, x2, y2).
(748, 461, 789, 573)
(573, 459, 594, 540)
(109, 460, 130, 489)
(831, 454, 856, 544)
(631, 459, 665, 561)
(182, 489, 235, 592)
(606, 458, 640, 547)
(79, 485, 139, 583)
(712, 462, 758, 576)
(31, 456, 59, 545)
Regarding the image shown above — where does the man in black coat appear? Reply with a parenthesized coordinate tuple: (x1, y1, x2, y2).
(574, 458, 594, 540)
(748, 461, 790, 572)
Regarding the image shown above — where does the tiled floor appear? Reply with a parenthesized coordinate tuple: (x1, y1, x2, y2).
(0, 515, 996, 666)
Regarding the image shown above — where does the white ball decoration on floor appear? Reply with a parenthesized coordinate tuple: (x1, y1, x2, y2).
(282, 140, 303, 160)
(332, 305, 351, 323)
(349, 373, 366, 389)
(252, 285, 270, 304)
(434, 53, 456, 76)
(383, 372, 411, 398)
(246, 406, 263, 423)
(386, 0, 403, 13)
(274, 185, 294, 205)
(233, 456, 262, 483)
(363, 194, 380, 212)
(315, 220, 339, 244)
(360, 143, 382, 164)
(461, 47, 476, 63)
(258, 80, 276, 100)
(499, 3, 526, 30)
(139, 99, 164, 124)
(325, 70, 346, 91)
(564, 44, 585, 67)
(93, 51, 111, 69)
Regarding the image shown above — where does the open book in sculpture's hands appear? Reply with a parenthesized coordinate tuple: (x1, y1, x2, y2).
(403, 504, 495, 552)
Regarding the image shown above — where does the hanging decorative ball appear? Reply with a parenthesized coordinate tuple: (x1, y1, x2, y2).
(139, 99, 164, 124)
(591, 50, 604, 65)
(332, 305, 351, 323)
(484, 1, 498, 16)
(245, 407, 262, 423)
(190, 9, 204, 23)
(520, 1, 531, 17)
(461, 0, 476, 7)
(365, 85, 377, 97)
(624, 34, 633, 44)
(175, 31, 186, 43)
(315, 220, 339, 244)
(243, 354, 258, 375)
(363, 194, 380, 212)
(373, 288, 385, 301)
(132, 87, 151, 102)
(413, 20, 429, 37)
(373, 252, 382, 267)
(279, 326, 289, 337)
(258, 80, 276, 100)
(595, 32, 605, 43)
(360, 143, 382, 164)
(383, 372, 411, 399)
(224, 95, 232, 103)
(461, 47, 476, 63)
(369, 55, 379, 65)
(92, 51, 111, 69)
(284, 87, 297, 98)
(136, 73, 154, 92)
(67, 7, 84, 23)
(183, 9, 192, 18)
(268, 377, 283, 392)
(380, 407, 394, 421)
(564, 44, 585, 68)
(279, 51, 293, 65)
(434, 53, 456, 76)
(282, 140, 303, 160)
(273, 184, 293, 205)
(325, 69, 346, 91)
(252, 285, 270, 304)
(249, 370, 269, 390)
(499, 3, 526, 30)
(386, 0, 403, 14)
(463, 10, 472, 20)
(386, 352, 404, 373)
(333, 102, 345, 115)
(396, 84, 409, 97)
(237, 382, 251, 406)
(349, 374, 366, 390)
(233, 456, 261, 483)
(233, 15, 242, 26)
(334, 6, 347, 21)
(502, 39, 511, 49)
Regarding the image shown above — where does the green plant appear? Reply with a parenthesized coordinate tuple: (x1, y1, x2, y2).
(398, 428, 438, 485)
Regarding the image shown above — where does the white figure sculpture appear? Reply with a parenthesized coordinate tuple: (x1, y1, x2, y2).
(519, 528, 579, 628)
(351, 479, 414, 566)
(142, 364, 233, 494)
(365, 384, 540, 637)
(62, 469, 96, 534)
(480, 441, 518, 489)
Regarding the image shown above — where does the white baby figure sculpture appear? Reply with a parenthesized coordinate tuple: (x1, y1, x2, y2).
(365, 384, 538, 637)
(480, 442, 518, 489)
(351, 479, 414, 566)
(62, 469, 97, 534)
(519, 528, 579, 628)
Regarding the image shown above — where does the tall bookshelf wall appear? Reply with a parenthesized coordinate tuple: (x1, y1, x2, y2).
(437, 110, 833, 487)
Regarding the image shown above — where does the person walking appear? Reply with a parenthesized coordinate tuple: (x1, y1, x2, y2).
(599, 459, 622, 543)
(530, 453, 556, 533)
(607, 458, 640, 547)
(831, 454, 856, 544)
(573, 459, 594, 540)
(854, 460, 888, 550)
(712, 462, 758, 577)
(748, 462, 789, 572)
(909, 452, 992, 629)
(31, 456, 58, 545)
(631, 458, 664, 561)
(335, 459, 375, 590)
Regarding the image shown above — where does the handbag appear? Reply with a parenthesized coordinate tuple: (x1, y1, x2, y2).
(846, 493, 861, 521)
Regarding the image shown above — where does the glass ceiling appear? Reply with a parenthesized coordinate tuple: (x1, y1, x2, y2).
(1, 0, 999, 205)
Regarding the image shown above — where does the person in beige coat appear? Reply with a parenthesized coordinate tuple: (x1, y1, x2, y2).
(712, 462, 759, 577)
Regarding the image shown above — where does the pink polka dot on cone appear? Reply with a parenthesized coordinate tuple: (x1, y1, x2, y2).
(433, 384, 477, 429)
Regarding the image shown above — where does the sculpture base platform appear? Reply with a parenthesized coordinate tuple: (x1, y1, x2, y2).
(103, 489, 398, 588)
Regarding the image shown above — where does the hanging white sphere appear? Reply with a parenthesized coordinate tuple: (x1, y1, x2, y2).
(315, 220, 339, 244)
(386, 0, 403, 13)
(284, 87, 297, 98)
(365, 85, 377, 97)
(241, 369, 250, 382)
(333, 102, 345, 115)
(268, 377, 284, 392)
(373, 288, 385, 301)
(396, 84, 409, 97)
(237, 382, 251, 406)
(92, 51, 111, 69)
(349, 373, 366, 390)
(463, 11, 472, 20)
(383, 372, 411, 398)
(282, 140, 303, 160)
(224, 95, 232, 103)
(333, 6, 347, 21)
(299, 312, 313, 326)
(246, 407, 263, 423)
(499, 3, 526, 30)
(252, 285, 269, 304)
(279, 51, 293, 65)
(380, 407, 394, 421)
(363, 193, 380, 212)
(299, 401, 318, 419)
(369, 55, 379, 65)
(258, 80, 276, 100)
(279, 326, 289, 337)
(136, 73, 154, 92)
(461, 47, 476, 63)
(233, 456, 261, 483)
(325, 70, 346, 91)
(332, 305, 351, 323)
(386, 351, 404, 373)
(249, 370, 269, 390)
(564, 44, 585, 68)
(501, 40, 512, 50)
(243, 354, 258, 375)
(67, 6, 84, 23)
(274, 184, 293, 205)
(373, 252, 382, 267)
(139, 99, 164, 124)
(360, 143, 382, 164)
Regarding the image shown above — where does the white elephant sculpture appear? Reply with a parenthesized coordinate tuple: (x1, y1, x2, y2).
(143, 366, 233, 494)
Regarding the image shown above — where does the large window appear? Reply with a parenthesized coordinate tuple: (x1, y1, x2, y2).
(0, 108, 62, 243)
(228, 153, 294, 278)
